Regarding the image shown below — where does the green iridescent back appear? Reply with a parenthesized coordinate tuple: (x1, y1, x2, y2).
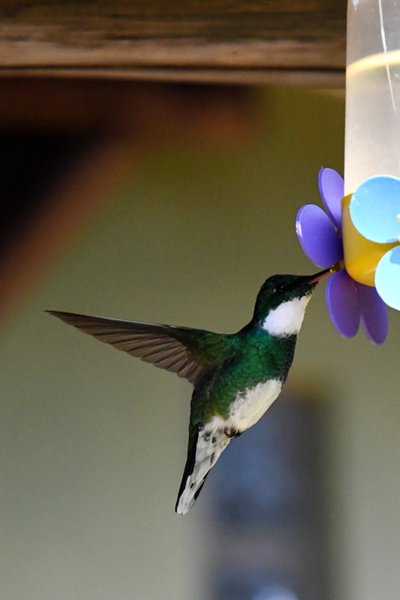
(190, 327, 296, 425)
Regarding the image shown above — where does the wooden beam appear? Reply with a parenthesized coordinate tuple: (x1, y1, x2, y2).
(0, 1, 346, 85)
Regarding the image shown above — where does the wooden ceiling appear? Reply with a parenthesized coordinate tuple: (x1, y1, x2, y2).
(0, 1, 346, 86)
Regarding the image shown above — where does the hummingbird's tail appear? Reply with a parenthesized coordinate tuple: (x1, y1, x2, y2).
(175, 425, 230, 515)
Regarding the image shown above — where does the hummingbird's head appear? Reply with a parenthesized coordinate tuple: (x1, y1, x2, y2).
(253, 268, 331, 337)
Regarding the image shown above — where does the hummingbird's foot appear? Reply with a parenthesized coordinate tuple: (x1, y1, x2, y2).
(224, 427, 242, 438)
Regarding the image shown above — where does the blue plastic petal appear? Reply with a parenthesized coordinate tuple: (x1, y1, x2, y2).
(358, 283, 388, 344)
(375, 246, 400, 310)
(350, 175, 400, 243)
(296, 204, 343, 268)
(326, 270, 360, 337)
(318, 167, 344, 231)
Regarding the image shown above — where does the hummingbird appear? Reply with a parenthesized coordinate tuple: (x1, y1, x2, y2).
(48, 267, 331, 514)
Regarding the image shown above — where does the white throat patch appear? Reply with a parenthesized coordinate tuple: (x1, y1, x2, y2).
(262, 295, 311, 337)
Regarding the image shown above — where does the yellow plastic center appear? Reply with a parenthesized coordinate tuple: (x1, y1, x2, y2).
(342, 194, 397, 286)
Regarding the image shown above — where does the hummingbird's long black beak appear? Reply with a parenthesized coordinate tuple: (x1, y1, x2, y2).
(307, 264, 339, 285)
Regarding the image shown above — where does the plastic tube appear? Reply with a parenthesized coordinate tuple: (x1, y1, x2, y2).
(345, 0, 400, 194)
(343, 0, 400, 285)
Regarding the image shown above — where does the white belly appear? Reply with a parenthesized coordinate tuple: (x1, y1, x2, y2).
(226, 379, 282, 432)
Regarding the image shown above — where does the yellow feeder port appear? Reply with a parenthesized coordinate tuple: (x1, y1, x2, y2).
(342, 194, 397, 286)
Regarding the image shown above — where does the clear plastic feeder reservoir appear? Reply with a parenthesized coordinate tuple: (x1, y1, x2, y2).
(343, 0, 400, 284)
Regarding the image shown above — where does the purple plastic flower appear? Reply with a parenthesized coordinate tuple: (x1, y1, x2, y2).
(296, 167, 388, 344)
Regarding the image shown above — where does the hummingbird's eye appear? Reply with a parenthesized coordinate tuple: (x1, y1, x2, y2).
(277, 283, 286, 294)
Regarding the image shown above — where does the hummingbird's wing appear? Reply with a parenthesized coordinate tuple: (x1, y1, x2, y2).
(47, 311, 232, 385)
(175, 424, 230, 514)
